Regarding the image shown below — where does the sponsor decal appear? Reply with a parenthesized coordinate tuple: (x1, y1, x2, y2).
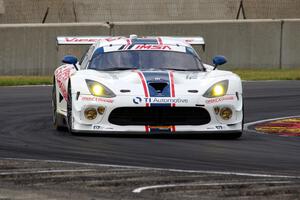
(55, 66, 72, 81)
(65, 38, 100, 43)
(255, 118, 300, 137)
(134, 44, 171, 50)
(64, 37, 122, 43)
(93, 125, 104, 130)
(205, 96, 235, 104)
(92, 125, 113, 130)
(81, 96, 114, 103)
(133, 97, 188, 104)
(56, 80, 68, 101)
(206, 126, 224, 130)
(215, 126, 223, 130)
(133, 97, 142, 104)
(55, 66, 74, 101)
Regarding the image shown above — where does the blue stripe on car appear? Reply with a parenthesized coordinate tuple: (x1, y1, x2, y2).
(142, 71, 172, 132)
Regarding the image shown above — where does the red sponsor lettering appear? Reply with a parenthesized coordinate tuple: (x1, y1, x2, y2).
(55, 67, 72, 82)
(55, 66, 75, 101)
(81, 96, 114, 103)
(65, 38, 100, 43)
(65, 37, 123, 43)
(105, 37, 123, 42)
(57, 79, 68, 101)
(135, 45, 171, 50)
(205, 96, 235, 104)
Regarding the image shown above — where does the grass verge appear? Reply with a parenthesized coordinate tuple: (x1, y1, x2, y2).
(232, 68, 300, 80)
(0, 76, 52, 86)
(0, 69, 300, 86)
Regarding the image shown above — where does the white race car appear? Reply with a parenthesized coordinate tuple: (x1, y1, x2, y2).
(52, 35, 243, 138)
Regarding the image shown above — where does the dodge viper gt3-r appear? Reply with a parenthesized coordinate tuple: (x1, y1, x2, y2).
(52, 35, 243, 138)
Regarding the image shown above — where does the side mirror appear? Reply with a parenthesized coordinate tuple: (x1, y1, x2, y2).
(212, 55, 227, 70)
(62, 55, 78, 65)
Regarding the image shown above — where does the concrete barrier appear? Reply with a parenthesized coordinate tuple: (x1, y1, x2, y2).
(0, 23, 109, 75)
(0, 0, 4, 14)
(2, 0, 300, 24)
(282, 19, 300, 68)
(0, 0, 240, 23)
(113, 20, 281, 68)
(1, 20, 300, 75)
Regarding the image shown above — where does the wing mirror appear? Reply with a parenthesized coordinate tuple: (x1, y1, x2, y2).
(62, 55, 78, 70)
(62, 55, 78, 65)
(212, 55, 227, 70)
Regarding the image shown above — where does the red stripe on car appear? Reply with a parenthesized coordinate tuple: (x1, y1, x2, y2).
(136, 71, 150, 132)
(169, 71, 176, 107)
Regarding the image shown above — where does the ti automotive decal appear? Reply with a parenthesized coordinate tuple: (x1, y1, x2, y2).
(133, 97, 188, 104)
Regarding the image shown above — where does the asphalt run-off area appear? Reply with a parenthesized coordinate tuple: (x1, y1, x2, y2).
(0, 80, 300, 199)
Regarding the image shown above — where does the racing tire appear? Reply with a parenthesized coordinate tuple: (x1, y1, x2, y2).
(52, 78, 65, 131)
(67, 81, 75, 135)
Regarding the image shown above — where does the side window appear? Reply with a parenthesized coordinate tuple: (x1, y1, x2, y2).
(80, 46, 95, 69)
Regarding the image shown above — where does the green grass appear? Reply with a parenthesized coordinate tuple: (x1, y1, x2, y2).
(0, 69, 300, 86)
(0, 76, 52, 86)
(232, 68, 300, 80)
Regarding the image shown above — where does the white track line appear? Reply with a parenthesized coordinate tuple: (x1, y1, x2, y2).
(132, 181, 292, 193)
(1, 157, 300, 179)
(244, 115, 300, 134)
(0, 169, 95, 176)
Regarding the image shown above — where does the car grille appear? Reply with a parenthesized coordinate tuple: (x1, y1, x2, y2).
(108, 107, 211, 126)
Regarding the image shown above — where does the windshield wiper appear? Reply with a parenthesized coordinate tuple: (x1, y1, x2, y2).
(163, 68, 200, 71)
(101, 67, 139, 71)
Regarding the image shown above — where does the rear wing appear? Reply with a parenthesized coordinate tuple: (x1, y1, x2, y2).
(56, 36, 205, 50)
(154, 36, 205, 51)
(56, 36, 124, 45)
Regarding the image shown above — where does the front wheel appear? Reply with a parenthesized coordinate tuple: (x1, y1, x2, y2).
(67, 82, 74, 134)
(52, 78, 65, 131)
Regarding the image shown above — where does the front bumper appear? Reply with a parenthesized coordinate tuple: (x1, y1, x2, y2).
(70, 94, 243, 133)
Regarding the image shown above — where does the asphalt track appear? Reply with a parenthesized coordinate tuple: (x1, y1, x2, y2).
(0, 81, 300, 176)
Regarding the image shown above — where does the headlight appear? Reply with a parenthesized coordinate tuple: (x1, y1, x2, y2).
(203, 80, 228, 98)
(86, 79, 116, 98)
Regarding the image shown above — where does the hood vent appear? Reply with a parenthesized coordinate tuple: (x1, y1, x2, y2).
(149, 82, 168, 94)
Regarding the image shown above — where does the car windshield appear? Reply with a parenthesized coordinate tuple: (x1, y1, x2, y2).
(88, 50, 204, 71)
